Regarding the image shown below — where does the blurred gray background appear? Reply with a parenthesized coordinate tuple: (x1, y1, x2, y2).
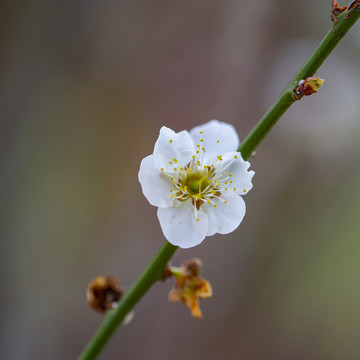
(1, 0, 360, 359)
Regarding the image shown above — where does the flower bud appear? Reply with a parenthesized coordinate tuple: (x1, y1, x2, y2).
(293, 76, 324, 100)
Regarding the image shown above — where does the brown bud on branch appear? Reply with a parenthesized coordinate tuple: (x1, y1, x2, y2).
(332, 0, 347, 22)
(293, 76, 324, 100)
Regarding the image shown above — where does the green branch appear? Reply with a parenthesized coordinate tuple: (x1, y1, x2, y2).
(79, 241, 177, 360)
(78, 7, 360, 360)
(238, 8, 360, 158)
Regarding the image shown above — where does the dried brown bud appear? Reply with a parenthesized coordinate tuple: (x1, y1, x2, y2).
(167, 258, 212, 319)
(331, 0, 347, 22)
(87, 275, 125, 314)
(293, 76, 324, 100)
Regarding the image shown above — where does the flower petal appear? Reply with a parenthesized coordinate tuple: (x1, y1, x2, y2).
(206, 194, 246, 236)
(189, 120, 240, 159)
(157, 201, 209, 248)
(154, 126, 195, 171)
(217, 152, 255, 195)
(138, 155, 174, 208)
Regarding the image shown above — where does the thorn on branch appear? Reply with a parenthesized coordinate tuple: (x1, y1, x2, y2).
(293, 77, 324, 100)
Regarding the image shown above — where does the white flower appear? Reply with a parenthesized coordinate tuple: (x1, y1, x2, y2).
(138, 120, 255, 248)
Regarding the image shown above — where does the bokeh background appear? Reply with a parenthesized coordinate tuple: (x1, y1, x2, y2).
(2, 1, 360, 359)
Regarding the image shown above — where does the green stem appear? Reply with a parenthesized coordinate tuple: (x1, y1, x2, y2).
(238, 8, 360, 159)
(78, 7, 360, 360)
(78, 241, 177, 360)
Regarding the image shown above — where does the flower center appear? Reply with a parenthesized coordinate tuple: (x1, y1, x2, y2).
(160, 130, 244, 221)
(184, 172, 210, 195)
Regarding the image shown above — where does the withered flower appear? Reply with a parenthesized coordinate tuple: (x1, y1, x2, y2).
(168, 258, 212, 318)
(87, 275, 125, 314)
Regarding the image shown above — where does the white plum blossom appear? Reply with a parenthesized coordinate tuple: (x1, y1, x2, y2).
(138, 120, 255, 248)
